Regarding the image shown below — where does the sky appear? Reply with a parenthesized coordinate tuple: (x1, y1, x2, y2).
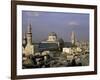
(22, 11, 89, 43)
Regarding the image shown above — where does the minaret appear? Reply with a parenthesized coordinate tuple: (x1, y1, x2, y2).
(26, 24, 32, 45)
(71, 31, 75, 45)
(22, 32, 27, 46)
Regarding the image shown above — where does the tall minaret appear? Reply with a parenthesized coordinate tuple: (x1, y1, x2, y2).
(22, 32, 27, 46)
(26, 24, 32, 45)
(71, 31, 76, 45)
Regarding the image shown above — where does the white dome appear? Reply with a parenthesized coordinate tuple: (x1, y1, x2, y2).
(48, 32, 57, 37)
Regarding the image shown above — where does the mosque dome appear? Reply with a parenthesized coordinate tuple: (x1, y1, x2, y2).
(48, 32, 57, 37)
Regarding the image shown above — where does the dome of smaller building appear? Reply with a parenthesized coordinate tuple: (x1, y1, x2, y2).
(48, 32, 57, 37)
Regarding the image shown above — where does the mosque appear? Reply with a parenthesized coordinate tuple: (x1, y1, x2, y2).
(22, 23, 79, 57)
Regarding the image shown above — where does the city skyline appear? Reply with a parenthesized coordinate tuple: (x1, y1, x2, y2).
(22, 11, 89, 43)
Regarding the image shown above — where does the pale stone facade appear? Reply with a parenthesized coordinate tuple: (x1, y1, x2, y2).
(63, 48, 71, 54)
(24, 44, 34, 56)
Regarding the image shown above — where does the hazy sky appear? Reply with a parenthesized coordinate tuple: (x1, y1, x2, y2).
(22, 11, 89, 43)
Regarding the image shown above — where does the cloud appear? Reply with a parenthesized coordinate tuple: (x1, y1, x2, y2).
(68, 21, 79, 27)
(25, 11, 40, 17)
(32, 12, 40, 16)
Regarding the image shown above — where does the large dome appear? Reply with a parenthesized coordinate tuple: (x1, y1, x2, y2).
(48, 32, 57, 37)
